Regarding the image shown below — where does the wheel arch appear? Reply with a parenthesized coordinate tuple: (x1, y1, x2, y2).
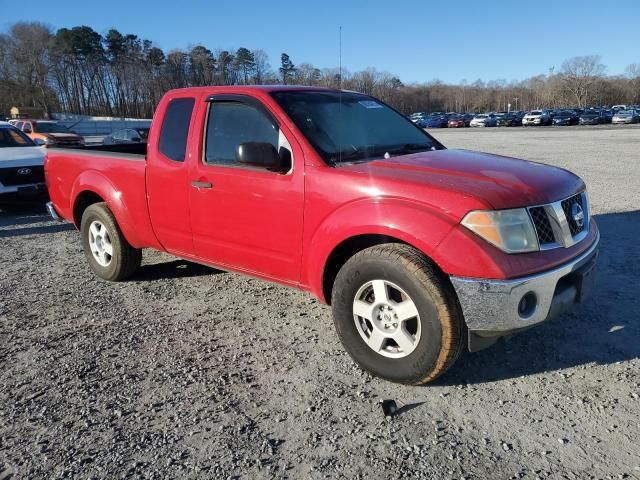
(321, 234, 406, 305)
(70, 170, 142, 247)
(318, 230, 453, 306)
(73, 190, 104, 228)
(305, 199, 458, 304)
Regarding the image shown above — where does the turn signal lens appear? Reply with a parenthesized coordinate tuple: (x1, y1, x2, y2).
(461, 209, 539, 253)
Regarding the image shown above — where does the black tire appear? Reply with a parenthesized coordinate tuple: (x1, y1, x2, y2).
(80, 202, 141, 281)
(331, 244, 465, 385)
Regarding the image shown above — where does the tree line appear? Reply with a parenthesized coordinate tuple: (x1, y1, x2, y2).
(1, 22, 639, 119)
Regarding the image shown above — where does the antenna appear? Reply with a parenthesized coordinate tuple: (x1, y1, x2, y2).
(338, 25, 343, 165)
(339, 26, 342, 89)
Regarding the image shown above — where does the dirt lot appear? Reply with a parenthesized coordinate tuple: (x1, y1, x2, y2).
(1, 126, 639, 479)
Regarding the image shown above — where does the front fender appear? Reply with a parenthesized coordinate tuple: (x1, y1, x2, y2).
(304, 197, 458, 302)
(70, 170, 142, 247)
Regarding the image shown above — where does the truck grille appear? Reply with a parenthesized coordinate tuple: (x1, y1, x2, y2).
(54, 139, 82, 146)
(527, 191, 589, 249)
(561, 193, 585, 236)
(529, 206, 556, 244)
(0, 166, 45, 186)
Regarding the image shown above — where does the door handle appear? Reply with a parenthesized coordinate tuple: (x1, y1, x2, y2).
(191, 180, 213, 189)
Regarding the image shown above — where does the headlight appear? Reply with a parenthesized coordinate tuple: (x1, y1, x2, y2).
(461, 208, 539, 253)
(43, 137, 55, 145)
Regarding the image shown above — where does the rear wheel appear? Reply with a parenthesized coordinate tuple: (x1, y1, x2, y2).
(331, 244, 465, 385)
(80, 202, 141, 281)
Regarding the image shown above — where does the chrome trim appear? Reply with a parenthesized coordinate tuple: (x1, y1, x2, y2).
(46, 201, 62, 222)
(527, 191, 589, 249)
(450, 230, 599, 333)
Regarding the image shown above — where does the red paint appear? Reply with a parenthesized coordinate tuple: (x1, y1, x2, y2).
(45, 86, 599, 303)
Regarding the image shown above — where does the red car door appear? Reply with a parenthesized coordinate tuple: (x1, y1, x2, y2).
(188, 94, 305, 284)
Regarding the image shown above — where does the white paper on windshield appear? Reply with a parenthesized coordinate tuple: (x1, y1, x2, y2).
(358, 100, 383, 109)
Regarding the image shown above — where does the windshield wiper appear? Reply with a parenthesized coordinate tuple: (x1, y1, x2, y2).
(331, 143, 434, 164)
(330, 148, 367, 163)
(383, 143, 434, 156)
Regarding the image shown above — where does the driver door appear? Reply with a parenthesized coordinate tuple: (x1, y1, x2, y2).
(189, 95, 305, 283)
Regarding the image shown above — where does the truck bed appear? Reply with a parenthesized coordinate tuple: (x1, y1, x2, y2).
(61, 143, 147, 156)
(44, 145, 159, 249)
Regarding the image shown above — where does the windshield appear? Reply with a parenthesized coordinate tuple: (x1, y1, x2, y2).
(34, 122, 71, 133)
(0, 127, 36, 147)
(271, 91, 443, 164)
(529, 111, 542, 115)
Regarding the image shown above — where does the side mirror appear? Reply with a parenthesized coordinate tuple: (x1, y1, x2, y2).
(33, 138, 46, 146)
(237, 142, 290, 173)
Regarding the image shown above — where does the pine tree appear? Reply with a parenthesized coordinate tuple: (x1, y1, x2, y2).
(234, 47, 255, 85)
(279, 53, 295, 85)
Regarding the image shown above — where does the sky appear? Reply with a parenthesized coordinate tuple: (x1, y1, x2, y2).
(1, 0, 638, 84)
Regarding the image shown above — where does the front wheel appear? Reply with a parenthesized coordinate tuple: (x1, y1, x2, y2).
(331, 244, 465, 385)
(80, 202, 142, 281)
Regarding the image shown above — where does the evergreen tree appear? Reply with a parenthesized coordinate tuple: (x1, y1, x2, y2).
(234, 47, 255, 85)
(279, 53, 295, 85)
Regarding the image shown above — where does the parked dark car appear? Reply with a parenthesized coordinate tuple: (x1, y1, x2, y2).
(579, 110, 605, 125)
(419, 116, 446, 128)
(416, 113, 449, 128)
(552, 110, 579, 126)
(103, 128, 150, 145)
(600, 110, 613, 123)
(497, 113, 522, 127)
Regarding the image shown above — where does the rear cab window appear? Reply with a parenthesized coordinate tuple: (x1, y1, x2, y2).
(159, 98, 195, 162)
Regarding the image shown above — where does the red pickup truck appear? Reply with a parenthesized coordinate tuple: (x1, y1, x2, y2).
(45, 86, 599, 384)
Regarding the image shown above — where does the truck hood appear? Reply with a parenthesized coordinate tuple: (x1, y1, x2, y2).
(339, 149, 584, 210)
(46, 133, 82, 139)
(0, 146, 45, 167)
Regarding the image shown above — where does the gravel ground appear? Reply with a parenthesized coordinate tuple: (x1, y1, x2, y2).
(1, 126, 639, 479)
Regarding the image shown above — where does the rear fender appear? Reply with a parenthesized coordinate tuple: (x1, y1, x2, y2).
(70, 170, 142, 247)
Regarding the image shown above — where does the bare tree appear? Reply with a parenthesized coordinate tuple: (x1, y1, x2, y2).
(560, 55, 606, 107)
(625, 63, 640, 103)
(251, 49, 272, 84)
(3, 23, 55, 116)
(1, 21, 637, 119)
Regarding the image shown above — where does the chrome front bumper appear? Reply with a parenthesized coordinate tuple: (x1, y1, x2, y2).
(450, 232, 600, 351)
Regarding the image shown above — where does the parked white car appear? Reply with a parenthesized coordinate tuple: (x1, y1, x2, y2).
(522, 110, 550, 126)
(612, 110, 640, 124)
(0, 122, 47, 203)
(469, 114, 497, 127)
